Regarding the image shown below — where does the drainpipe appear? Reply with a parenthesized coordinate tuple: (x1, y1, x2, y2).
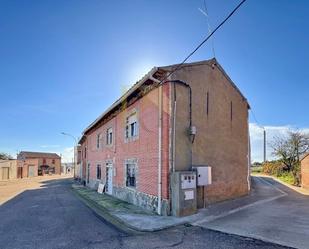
(247, 116, 251, 191)
(150, 75, 163, 215)
(172, 92, 176, 173)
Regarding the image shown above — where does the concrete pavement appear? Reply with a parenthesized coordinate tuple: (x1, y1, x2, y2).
(0, 177, 291, 249)
(197, 176, 309, 249)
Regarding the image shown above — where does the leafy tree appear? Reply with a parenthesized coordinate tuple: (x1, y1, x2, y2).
(271, 131, 309, 186)
(0, 152, 13, 160)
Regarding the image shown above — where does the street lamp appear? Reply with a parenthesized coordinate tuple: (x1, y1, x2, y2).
(61, 132, 78, 179)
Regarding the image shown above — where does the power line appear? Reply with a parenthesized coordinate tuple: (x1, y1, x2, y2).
(159, 0, 247, 84)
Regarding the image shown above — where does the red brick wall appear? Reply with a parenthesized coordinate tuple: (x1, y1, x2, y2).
(81, 83, 170, 199)
(301, 155, 309, 189)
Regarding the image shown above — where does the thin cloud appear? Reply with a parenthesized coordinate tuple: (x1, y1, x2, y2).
(40, 145, 60, 148)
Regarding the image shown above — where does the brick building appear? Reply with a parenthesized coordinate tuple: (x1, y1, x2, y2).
(79, 58, 250, 216)
(301, 153, 309, 189)
(17, 151, 61, 178)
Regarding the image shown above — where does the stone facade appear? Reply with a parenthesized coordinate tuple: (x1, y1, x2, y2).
(301, 154, 309, 189)
(79, 58, 250, 215)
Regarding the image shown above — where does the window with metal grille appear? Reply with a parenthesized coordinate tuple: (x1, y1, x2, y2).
(126, 163, 136, 187)
(96, 164, 101, 180)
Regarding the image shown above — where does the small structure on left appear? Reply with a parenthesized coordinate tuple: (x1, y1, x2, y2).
(16, 151, 61, 178)
(0, 159, 17, 180)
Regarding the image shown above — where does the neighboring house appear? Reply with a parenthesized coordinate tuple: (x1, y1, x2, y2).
(301, 153, 309, 189)
(17, 151, 61, 178)
(0, 159, 17, 180)
(78, 58, 250, 216)
(61, 163, 74, 175)
(75, 145, 82, 180)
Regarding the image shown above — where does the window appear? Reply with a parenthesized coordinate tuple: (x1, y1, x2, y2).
(126, 163, 136, 187)
(96, 164, 102, 180)
(52, 159, 55, 164)
(106, 127, 113, 145)
(84, 147, 87, 158)
(125, 112, 138, 139)
(43, 158, 46, 164)
(96, 133, 102, 149)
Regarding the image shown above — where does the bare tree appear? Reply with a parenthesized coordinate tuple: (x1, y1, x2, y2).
(0, 152, 13, 160)
(271, 130, 309, 186)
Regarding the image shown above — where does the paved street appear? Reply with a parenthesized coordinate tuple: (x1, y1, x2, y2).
(198, 177, 309, 249)
(0, 177, 290, 249)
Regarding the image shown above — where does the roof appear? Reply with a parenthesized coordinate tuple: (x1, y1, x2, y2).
(301, 152, 309, 161)
(79, 58, 249, 143)
(18, 151, 61, 159)
(160, 58, 249, 106)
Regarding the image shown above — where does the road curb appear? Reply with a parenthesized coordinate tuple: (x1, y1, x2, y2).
(71, 186, 147, 234)
(70, 185, 186, 233)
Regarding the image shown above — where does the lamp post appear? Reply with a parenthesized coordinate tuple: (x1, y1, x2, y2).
(61, 132, 78, 179)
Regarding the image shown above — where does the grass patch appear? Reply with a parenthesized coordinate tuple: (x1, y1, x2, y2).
(277, 172, 294, 185)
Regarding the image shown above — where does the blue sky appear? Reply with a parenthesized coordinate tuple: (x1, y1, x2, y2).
(0, 0, 308, 162)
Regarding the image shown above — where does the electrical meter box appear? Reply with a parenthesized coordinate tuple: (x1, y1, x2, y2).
(171, 171, 197, 216)
(192, 166, 212, 186)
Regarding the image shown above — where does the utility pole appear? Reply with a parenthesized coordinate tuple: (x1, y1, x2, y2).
(263, 129, 267, 163)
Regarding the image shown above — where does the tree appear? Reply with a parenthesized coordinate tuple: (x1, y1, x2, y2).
(0, 152, 13, 160)
(271, 131, 309, 186)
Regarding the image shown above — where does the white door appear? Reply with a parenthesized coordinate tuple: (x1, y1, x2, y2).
(105, 164, 113, 195)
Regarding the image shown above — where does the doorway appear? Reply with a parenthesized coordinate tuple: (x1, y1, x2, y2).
(2, 167, 9, 180)
(87, 163, 90, 184)
(28, 165, 35, 177)
(105, 163, 113, 195)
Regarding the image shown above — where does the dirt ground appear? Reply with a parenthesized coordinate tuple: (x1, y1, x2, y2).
(0, 175, 72, 205)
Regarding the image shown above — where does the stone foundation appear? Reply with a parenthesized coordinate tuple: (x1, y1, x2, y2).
(113, 186, 170, 215)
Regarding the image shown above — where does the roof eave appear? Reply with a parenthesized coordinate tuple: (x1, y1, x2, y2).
(81, 67, 159, 136)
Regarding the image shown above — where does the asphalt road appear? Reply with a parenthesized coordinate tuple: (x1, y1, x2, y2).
(0, 178, 292, 249)
(199, 176, 309, 249)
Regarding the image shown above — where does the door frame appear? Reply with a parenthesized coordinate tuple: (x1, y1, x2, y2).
(105, 163, 113, 195)
(87, 163, 90, 184)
